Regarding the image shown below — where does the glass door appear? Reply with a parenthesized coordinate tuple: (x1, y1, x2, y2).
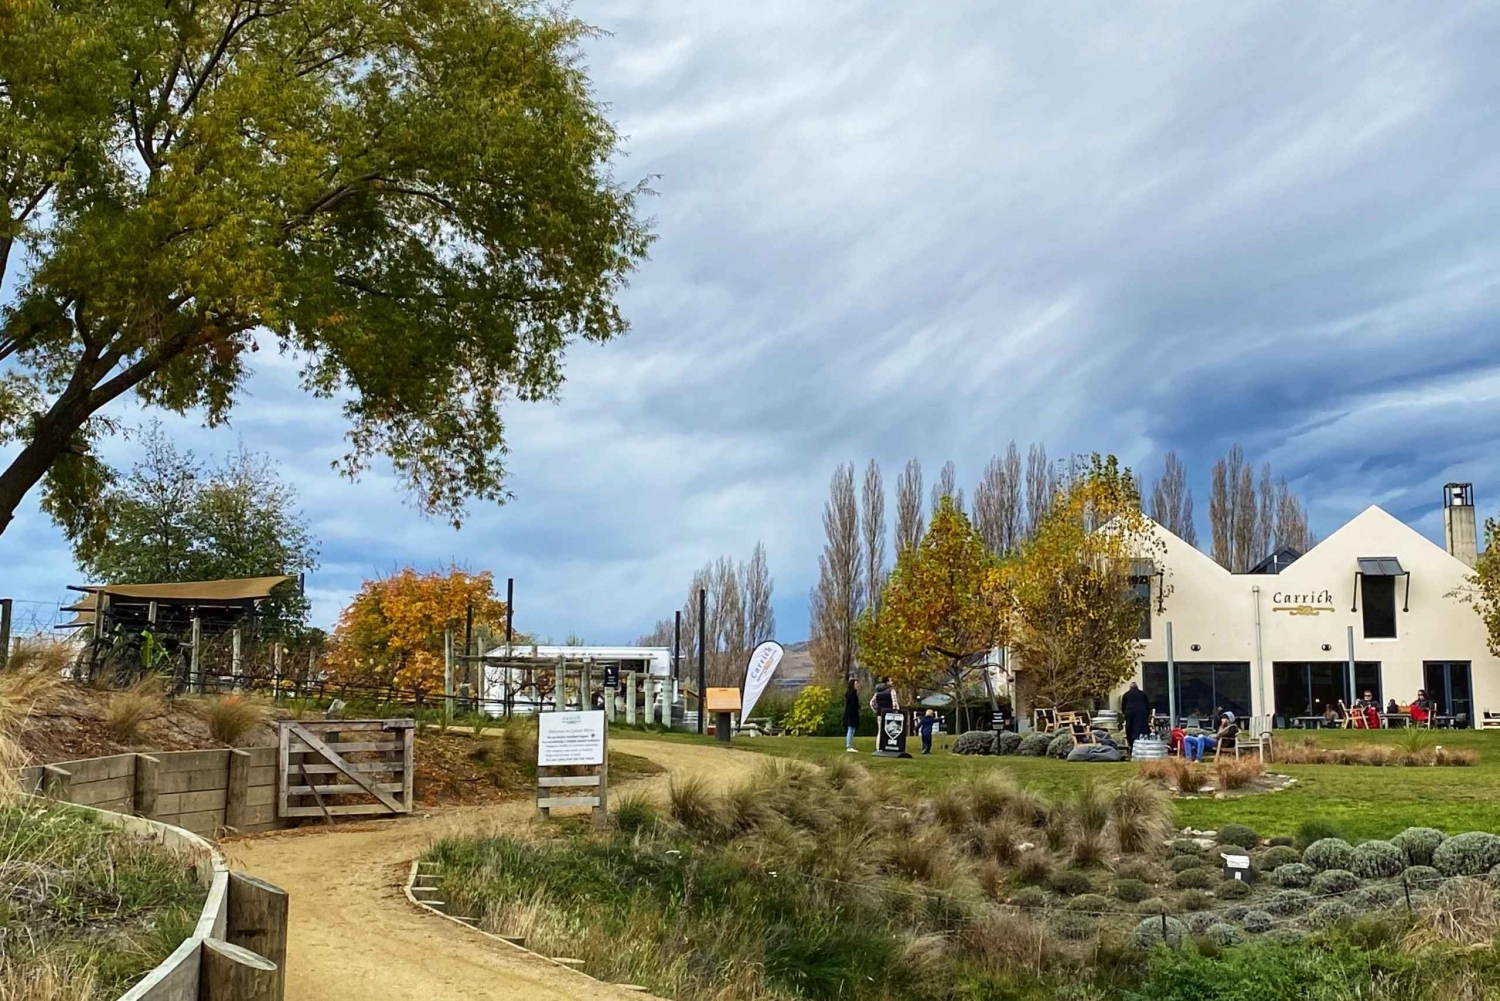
(1423, 662, 1474, 727)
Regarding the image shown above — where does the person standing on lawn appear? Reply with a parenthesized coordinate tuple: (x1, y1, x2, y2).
(843, 678, 861, 752)
(918, 709, 938, 754)
(1120, 681, 1151, 751)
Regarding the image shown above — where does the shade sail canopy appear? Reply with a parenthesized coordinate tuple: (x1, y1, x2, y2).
(1357, 557, 1406, 576)
(70, 575, 296, 603)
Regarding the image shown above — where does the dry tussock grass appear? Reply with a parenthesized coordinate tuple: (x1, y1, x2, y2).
(194, 694, 267, 746)
(955, 911, 1061, 972)
(1277, 735, 1477, 767)
(1213, 757, 1266, 790)
(105, 677, 166, 743)
(1403, 878, 1500, 950)
(0, 647, 70, 797)
(0, 953, 96, 1001)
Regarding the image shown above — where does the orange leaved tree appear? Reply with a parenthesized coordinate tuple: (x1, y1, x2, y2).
(326, 568, 508, 692)
(856, 497, 1010, 725)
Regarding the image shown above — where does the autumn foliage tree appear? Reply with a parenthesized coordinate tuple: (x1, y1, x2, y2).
(326, 568, 507, 691)
(1005, 454, 1167, 709)
(856, 498, 1009, 719)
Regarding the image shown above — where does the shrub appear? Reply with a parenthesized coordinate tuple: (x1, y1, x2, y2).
(953, 730, 997, 755)
(1259, 845, 1300, 870)
(1351, 840, 1406, 879)
(1404, 865, 1443, 890)
(1178, 888, 1209, 912)
(1269, 835, 1295, 848)
(1051, 912, 1096, 940)
(1266, 928, 1306, 946)
(1170, 855, 1204, 873)
(1049, 870, 1093, 896)
(1391, 826, 1446, 867)
(996, 731, 1023, 755)
(1115, 860, 1163, 884)
(1302, 837, 1355, 872)
(613, 790, 660, 835)
(1169, 839, 1204, 857)
(1112, 777, 1171, 854)
(1017, 732, 1053, 757)
(1010, 886, 1046, 909)
(783, 685, 836, 735)
(198, 695, 265, 746)
(1046, 732, 1076, 759)
(1014, 852, 1054, 886)
(1294, 819, 1345, 851)
(1173, 867, 1213, 890)
(1137, 896, 1168, 914)
(1114, 879, 1151, 903)
(1310, 869, 1359, 896)
(667, 775, 720, 836)
(1309, 899, 1356, 927)
(1273, 863, 1315, 888)
(1185, 911, 1218, 934)
(105, 682, 164, 743)
(1129, 915, 1187, 950)
(1433, 831, 1500, 876)
(1217, 878, 1252, 900)
(1242, 909, 1275, 933)
(1266, 890, 1312, 915)
(1205, 922, 1243, 946)
(1218, 823, 1259, 850)
(1350, 883, 1403, 908)
(1067, 893, 1111, 913)
(1223, 904, 1250, 922)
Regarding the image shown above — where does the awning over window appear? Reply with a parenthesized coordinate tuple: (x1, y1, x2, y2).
(1357, 557, 1405, 576)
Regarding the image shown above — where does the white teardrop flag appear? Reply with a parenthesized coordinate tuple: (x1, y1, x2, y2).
(740, 641, 785, 723)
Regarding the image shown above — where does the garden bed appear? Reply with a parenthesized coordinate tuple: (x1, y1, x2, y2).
(0, 800, 207, 1001)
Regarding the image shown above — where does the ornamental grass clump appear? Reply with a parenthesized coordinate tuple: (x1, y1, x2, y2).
(1302, 837, 1356, 872)
(1214, 758, 1265, 791)
(1351, 840, 1406, 879)
(966, 775, 1014, 823)
(1433, 831, 1500, 876)
(1111, 777, 1171, 855)
(1392, 826, 1446, 867)
(1405, 877, 1500, 949)
(983, 818, 1026, 866)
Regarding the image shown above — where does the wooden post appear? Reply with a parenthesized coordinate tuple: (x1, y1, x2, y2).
(226, 749, 253, 831)
(272, 644, 283, 701)
(200, 937, 278, 1001)
(595, 721, 609, 830)
(625, 671, 637, 725)
(90, 589, 105, 678)
(227, 872, 289, 1001)
(135, 754, 161, 818)
(42, 764, 71, 802)
(190, 616, 203, 693)
(581, 662, 592, 711)
(0, 597, 11, 671)
(443, 629, 454, 718)
(232, 628, 242, 687)
(554, 656, 565, 711)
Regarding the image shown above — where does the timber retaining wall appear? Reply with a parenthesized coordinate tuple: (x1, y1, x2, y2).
(20, 745, 285, 837)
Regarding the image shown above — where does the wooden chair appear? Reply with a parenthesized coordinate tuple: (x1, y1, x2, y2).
(1032, 708, 1058, 734)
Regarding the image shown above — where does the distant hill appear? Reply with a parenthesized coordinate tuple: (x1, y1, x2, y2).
(775, 640, 813, 691)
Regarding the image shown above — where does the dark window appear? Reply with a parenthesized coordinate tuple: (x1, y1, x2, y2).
(1131, 575, 1152, 640)
(1271, 661, 1381, 725)
(1139, 662, 1252, 723)
(1362, 575, 1397, 638)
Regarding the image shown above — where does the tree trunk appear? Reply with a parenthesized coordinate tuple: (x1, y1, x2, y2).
(0, 385, 95, 537)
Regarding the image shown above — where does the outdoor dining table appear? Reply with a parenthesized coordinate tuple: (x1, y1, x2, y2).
(1380, 713, 1412, 727)
(1294, 716, 1327, 728)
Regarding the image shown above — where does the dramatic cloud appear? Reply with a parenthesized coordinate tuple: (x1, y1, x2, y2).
(5, 0, 1500, 641)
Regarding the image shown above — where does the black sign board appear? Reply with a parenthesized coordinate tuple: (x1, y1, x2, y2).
(873, 711, 911, 758)
(604, 664, 619, 688)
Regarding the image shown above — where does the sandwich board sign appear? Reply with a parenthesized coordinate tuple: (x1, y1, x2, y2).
(873, 711, 911, 758)
(536, 710, 607, 826)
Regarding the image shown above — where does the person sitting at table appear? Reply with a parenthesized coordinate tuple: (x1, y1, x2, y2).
(1386, 698, 1400, 716)
(1410, 689, 1431, 725)
(1183, 713, 1238, 762)
(1321, 703, 1340, 727)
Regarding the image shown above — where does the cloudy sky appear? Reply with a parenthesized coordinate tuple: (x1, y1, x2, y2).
(5, 0, 1500, 641)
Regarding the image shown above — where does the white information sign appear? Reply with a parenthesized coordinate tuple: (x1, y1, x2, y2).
(740, 641, 785, 723)
(537, 710, 606, 767)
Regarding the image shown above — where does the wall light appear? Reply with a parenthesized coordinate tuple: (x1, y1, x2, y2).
(1190, 643, 1201, 652)
(1321, 643, 1332, 652)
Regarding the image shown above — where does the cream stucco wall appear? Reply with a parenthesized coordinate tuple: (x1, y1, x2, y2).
(1124, 505, 1498, 726)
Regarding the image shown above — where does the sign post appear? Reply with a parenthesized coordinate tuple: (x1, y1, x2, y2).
(706, 687, 741, 743)
(536, 709, 608, 828)
(873, 711, 911, 758)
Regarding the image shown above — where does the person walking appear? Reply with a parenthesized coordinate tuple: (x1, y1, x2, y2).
(843, 678, 861, 752)
(918, 709, 938, 754)
(1120, 681, 1150, 753)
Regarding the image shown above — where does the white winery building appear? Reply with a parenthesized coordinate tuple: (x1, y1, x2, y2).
(1123, 484, 1494, 729)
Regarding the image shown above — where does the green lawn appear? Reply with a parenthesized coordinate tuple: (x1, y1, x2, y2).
(612, 725, 1500, 842)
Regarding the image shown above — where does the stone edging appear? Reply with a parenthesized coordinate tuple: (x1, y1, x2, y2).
(401, 860, 648, 993)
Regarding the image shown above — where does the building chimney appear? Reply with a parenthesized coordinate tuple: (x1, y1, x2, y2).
(1444, 482, 1478, 567)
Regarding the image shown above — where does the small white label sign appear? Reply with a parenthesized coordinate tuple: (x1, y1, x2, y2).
(538, 710, 606, 767)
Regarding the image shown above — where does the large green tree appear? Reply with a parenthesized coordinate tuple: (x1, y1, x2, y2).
(0, 0, 652, 541)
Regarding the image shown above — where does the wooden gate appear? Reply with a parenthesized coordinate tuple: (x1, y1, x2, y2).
(277, 719, 415, 820)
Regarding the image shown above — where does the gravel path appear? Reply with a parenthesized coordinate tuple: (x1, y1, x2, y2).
(225, 739, 763, 1001)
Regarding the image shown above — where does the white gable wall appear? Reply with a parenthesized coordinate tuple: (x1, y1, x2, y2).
(1125, 505, 1498, 726)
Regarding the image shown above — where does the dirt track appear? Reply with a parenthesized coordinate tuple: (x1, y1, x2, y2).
(226, 739, 763, 1001)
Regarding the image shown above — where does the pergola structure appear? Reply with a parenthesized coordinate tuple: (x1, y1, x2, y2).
(60, 575, 300, 636)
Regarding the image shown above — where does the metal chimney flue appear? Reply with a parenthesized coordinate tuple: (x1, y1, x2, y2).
(1444, 482, 1478, 568)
